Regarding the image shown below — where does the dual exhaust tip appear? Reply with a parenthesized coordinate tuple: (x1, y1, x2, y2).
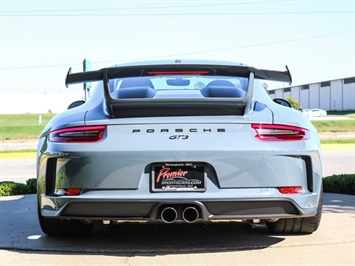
(161, 206, 200, 224)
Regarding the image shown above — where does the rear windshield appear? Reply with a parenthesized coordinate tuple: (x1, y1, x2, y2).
(109, 75, 248, 99)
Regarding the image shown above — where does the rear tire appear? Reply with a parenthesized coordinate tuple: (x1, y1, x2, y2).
(267, 190, 323, 234)
(38, 207, 93, 236)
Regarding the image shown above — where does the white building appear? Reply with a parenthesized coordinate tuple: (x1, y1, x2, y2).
(268, 77, 355, 111)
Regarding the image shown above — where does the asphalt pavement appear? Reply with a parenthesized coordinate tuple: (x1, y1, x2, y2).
(0, 193, 354, 265)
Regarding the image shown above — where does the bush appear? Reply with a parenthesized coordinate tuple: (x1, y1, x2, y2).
(26, 178, 37, 194)
(0, 181, 28, 197)
(323, 174, 355, 195)
(0, 178, 37, 197)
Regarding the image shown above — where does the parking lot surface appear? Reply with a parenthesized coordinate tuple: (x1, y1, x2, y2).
(0, 193, 354, 265)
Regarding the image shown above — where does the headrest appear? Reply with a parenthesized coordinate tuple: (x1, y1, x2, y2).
(119, 78, 154, 89)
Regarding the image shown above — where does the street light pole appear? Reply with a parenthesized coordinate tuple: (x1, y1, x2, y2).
(83, 58, 92, 101)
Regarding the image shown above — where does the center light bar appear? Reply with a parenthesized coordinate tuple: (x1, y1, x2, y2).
(144, 70, 212, 75)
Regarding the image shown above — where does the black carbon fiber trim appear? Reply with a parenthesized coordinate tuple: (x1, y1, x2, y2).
(60, 200, 299, 219)
(203, 201, 299, 216)
(62, 202, 155, 218)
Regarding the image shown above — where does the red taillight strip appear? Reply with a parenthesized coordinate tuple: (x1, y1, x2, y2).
(49, 125, 107, 143)
(251, 124, 309, 141)
(278, 187, 304, 194)
(145, 70, 212, 75)
(55, 188, 82, 196)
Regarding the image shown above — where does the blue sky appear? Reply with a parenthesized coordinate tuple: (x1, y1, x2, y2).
(1, 0, 354, 96)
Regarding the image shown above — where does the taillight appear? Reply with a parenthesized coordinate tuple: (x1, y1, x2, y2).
(251, 124, 309, 141)
(55, 188, 82, 196)
(49, 125, 106, 143)
(278, 187, 304, 194)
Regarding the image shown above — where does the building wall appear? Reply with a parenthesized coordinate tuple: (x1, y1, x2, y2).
(268, 76, 355, 111)
(299, 85, 309, 108)
(330, 80, 343, 111)
(319, 84, 330, 110)
(343, 79, 355, 110)
(309, 84, 319, 109)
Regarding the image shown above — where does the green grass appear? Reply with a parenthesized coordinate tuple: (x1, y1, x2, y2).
(0, 113, 55, 140)
(0, 113, 55, 126)
(320, 139, 354, 144)
(311, 120, 354, 133)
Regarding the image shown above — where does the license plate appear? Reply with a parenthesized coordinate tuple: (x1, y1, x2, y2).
(152, 162, 206, 192)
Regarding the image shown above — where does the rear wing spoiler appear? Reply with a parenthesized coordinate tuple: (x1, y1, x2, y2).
(65, 64, 291, 118)
(65, 64, 292, 87)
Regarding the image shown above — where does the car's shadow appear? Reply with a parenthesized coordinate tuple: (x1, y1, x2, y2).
(38, 222, 285, 255)
(95, 222, 283, 255)
(0, 195, 286, 255)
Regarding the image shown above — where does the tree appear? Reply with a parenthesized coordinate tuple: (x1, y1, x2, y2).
(286, 96, 299, 109)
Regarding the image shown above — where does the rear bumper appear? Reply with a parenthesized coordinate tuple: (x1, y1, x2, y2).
(39, 188, 320, 222)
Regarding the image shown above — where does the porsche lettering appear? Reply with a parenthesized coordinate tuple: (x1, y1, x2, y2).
(132, 128, 226, 133)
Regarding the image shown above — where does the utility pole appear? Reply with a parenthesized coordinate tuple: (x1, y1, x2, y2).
(83, 59, 92, 101)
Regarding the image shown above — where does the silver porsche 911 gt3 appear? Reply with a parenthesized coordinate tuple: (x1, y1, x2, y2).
(36, 60, 323, 236)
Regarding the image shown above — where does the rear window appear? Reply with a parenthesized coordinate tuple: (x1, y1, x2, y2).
(109, 75, 248, 99)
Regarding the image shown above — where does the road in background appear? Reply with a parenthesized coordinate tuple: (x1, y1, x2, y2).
(0, 141, 38, 151)
(322, 149, 354, 176)
(0, 158, 36, 182)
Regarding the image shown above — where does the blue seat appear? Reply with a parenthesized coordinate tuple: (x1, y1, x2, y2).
(119, 78, 154, 89)
(114, 78, 156, 99)
(201, 80, 245, 98)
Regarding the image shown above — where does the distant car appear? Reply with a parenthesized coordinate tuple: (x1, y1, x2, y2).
(303, 109, 327, 118)
(36, 60, 323, 236)
(298, 108, 311, 115)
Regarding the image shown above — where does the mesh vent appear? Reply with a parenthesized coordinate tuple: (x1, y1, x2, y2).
(203, 201, 299, 216)
(62, 202, 155, 218)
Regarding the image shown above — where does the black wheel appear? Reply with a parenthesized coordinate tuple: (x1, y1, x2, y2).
(267, 190, 323, 234)
(38, 206, 93, 236)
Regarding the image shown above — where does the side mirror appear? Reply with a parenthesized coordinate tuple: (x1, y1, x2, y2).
(273, 98, 292, 108)
(68, 100, 85, 109)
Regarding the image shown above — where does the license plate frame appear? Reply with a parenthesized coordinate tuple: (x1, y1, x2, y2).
(151, 162, 206, 192)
